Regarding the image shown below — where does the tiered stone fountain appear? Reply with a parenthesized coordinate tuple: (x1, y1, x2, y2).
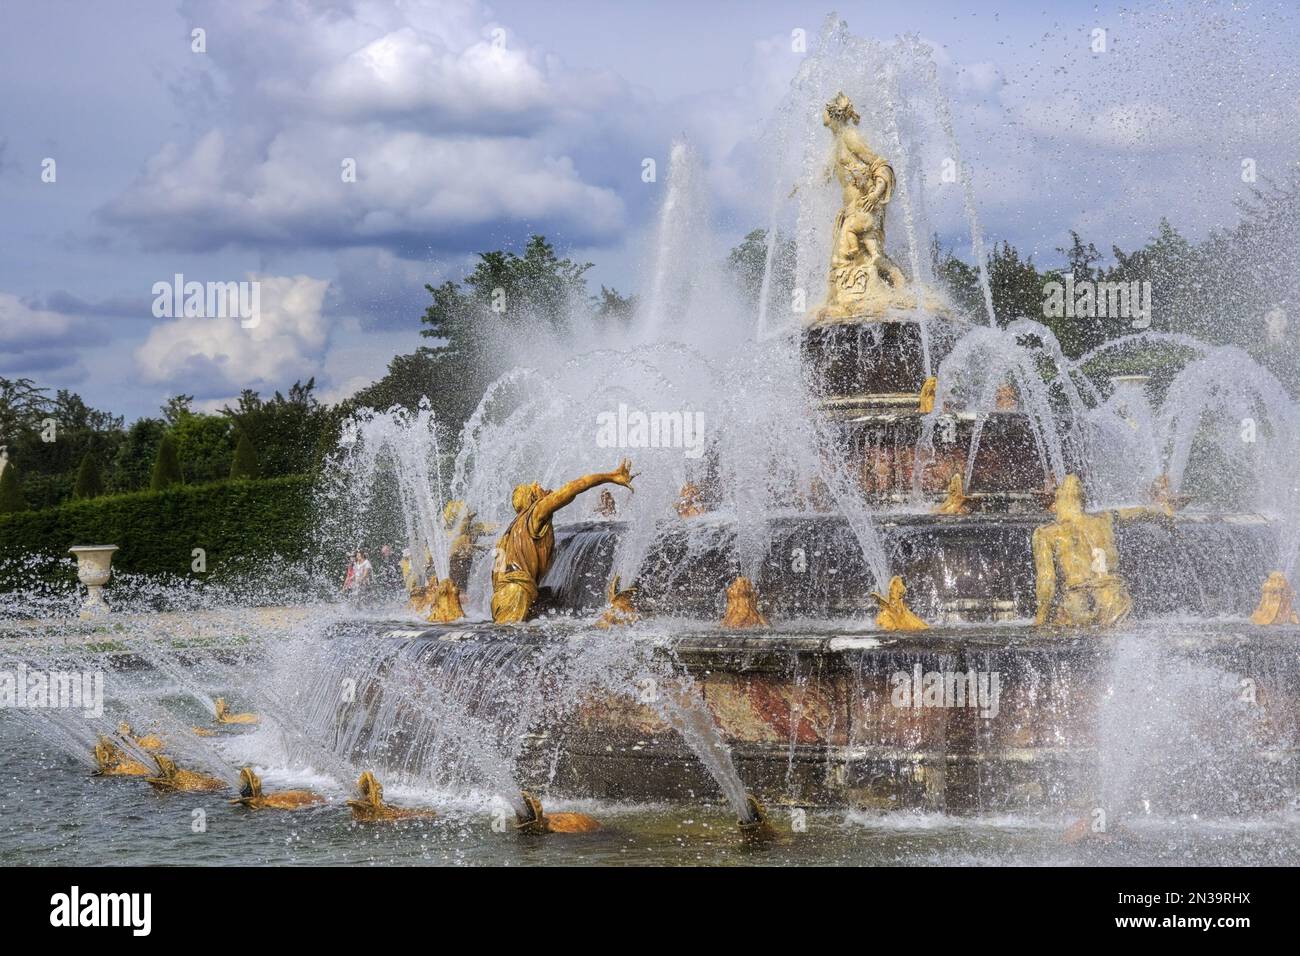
(355, 93, 1298, 820)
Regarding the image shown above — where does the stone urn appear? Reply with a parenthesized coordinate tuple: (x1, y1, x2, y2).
(69, 545, 118, 619)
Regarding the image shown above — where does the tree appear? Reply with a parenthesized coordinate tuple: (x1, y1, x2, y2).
(170, 414, 234, 484)
(343, 351, 441, 417)
(0, 460, 27, 514)
(111, 418, 166, 492)
(72, 452, 104, 499)
(161, 394, 195, 425)
(417, 235, 595, 428)
(594, 285, 637, 323)
(149, 434, 183, 491)
(728, 228, 797, 320)
(230, 431, 260, 480)
(931, 237, 984, 317)
(221, 380, 328, 478)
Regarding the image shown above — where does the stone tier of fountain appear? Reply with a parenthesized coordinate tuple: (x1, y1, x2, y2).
(374, 620, 1300, 813)
(802, 315, 1058, 504)
(544, 513, 1277, 624)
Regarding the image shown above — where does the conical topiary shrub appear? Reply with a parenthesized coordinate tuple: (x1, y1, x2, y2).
(149, 433, 183, 492)
(73, 452, 105, 499)
(229, 432, 260, 480)
(0, 461, 27, 514)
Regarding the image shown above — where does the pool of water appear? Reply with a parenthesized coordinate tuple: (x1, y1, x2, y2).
(3, 717, 1297, 867)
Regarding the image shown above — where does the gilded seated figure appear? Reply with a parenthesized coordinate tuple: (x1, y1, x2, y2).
(491, 459, 635, 623)
(1032, 474, 1133, 627)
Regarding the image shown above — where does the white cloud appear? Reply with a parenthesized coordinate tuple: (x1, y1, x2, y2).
(134, 274, 331, 396)
(0, 293, 98, 378)
(103, 125, 624, 250)
(100, 0, 627, 252)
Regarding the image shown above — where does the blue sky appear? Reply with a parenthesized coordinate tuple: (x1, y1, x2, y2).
(1, 0, 1297, 421)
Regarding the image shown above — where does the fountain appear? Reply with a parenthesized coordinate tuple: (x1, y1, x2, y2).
(298, 65, 1299, 827)
(3, 12, 1298, 864)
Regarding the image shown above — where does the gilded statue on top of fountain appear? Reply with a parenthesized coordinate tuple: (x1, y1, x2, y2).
(811, 93, 944, 323)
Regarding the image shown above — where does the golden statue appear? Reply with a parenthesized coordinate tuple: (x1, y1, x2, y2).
(596, 575, 639, 628)
(676, 481, 707, 517)
(92, 737, 151, 777)
(214, 697, 259, 725)
(722, 576, 768, 628)
(491, 459, 636, 623)
(117, 722, 163, 751)
(347, 771, 436, 822)
(814, 93, 913, 321)
(232, 767, 325, 810)
(595, 489, 618, 517)
(995, 382, 1019, 410)
(146, 755, 225, 793)
(514, 791, 601, 834)
(935, 473, 972, 515)
(426, 577, 465, 623)
(1032, 474, 1133, 627)
(871, 576, 929, 631)
(1251, 571, 1300, 625)
(407, 572, 436, 616)
(918, 376, 937, 414)
(445, 499, 491, 591)
(402, 503, 490, 615)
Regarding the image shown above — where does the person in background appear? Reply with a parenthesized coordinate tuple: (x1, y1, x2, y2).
(399, 547, 418, 594)
(377, 543, 402, 592)
(343, 549, 372, 599)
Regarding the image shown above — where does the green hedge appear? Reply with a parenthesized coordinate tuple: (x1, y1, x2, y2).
(0, 475, 316, 582)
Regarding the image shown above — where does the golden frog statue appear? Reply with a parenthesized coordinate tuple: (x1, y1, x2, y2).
(514, 791, 601, 834)
(347, 771, 436, 822)
(676, 481, 706, 517)
(918, 376, 937, 414)
(1251, 571, 1299, 625)
(146, 755, 225, 793)
(231, 767, 325, 810)
(92, 737, 151, 777)
(721, 576, 768, 628)
(871, 576, 929, 631)
(214, 697, 259, 725)
(596, 575, 639, 628)
(935, 473, 972, 515)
